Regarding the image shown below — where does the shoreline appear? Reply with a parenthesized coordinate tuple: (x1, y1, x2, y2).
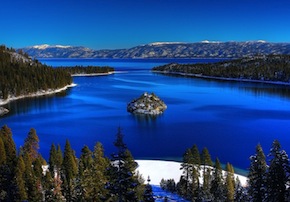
(136, 160, 248, 187)
(72, 71, 114, 77)
(0, 83, 77, 116)
(153, 70, 290, 86)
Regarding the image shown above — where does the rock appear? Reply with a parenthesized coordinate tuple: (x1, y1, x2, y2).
(127, 92, 167, 115)
(0, 107, 9, 116)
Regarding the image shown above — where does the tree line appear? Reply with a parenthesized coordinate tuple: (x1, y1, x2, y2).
(0, 45, 72, 100)
(160, 140, 290, 201)
(0, 45, 115, 101)
(58, 66, 114, 75)
(0, 125, 154, 202)
(152, 55, 290, 83)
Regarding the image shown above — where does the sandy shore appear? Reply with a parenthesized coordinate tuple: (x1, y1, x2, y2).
(153, 70, 290, 86)
(136, 160, 248, 187)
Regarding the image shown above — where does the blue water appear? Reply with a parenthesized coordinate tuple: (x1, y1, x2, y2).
(1, 58, 290, 173)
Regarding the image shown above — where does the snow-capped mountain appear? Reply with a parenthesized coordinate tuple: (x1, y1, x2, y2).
(20, 41, 290, 58)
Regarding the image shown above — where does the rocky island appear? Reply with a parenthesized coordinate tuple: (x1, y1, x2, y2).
(127, 92, 167, 115)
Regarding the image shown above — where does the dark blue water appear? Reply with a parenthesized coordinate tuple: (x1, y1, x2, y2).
(1, 58, 290, 172)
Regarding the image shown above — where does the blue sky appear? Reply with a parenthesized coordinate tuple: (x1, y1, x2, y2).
(1, 0, 290, 49)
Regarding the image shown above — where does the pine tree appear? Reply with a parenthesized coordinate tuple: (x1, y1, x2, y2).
(234, 177, 248, 202)
(210, 158, 225, 201)
(81, 142, 109, 201)
(61, 139, 78, 202)
(180, 148, 194, 199)
(248, 143, 267, 202)
(49, 143, 57, 176)
(191, 144, 201, 166)
(201, 147, 213, 200)
(15, 156, 27, 201)
(107, 127, 139, 202)
(143, 177, 155, 202)
(23, 153, 42, 202)
(266, 140, 289, 202)
(23, 128, 39, 161)
(225, 163, 235, 202)
(0, 125, 17, 201)
(0, 138, 6, 165)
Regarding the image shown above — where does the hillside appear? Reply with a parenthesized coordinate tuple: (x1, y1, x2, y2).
(0, 45, 72, 101)
(152, 55, 290, 84)
(21, 41, 290, 59)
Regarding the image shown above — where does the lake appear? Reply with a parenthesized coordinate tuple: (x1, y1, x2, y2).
(1, 58, 290, 173)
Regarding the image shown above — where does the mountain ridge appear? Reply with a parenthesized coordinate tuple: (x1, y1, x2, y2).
(20, 41, 290, 59)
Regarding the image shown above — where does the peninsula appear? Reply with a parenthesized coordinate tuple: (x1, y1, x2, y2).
(152, 55, 290, 85)
(127, 92, 167, 115)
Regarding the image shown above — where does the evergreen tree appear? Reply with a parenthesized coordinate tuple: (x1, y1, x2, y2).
(225, 163, 235, 202)
(191, 144, 201, 166)
(234, 177, 248, 202)
(210, 158, 225, 201)
(107, 127, 139, 202)
(23, 128, 39, 161)
(179, 148, 194, 199)
(0, 138, 6, 165)
(201, 147, 213, 200)
(143, 177, 155, 202)
(15, 156, 27, 201)
(81, 142, 109, 201)
(23, 153, 42, 202)
(247, 143, 267, 202)
(61, 139, 78, 202)
(0, 125, 17, 201)
(49, 143, 57, 176)
(266, 140, 289, 202)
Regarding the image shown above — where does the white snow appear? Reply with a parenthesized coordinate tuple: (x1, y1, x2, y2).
(136, 160, 248, 187)
(32, 44, 50, 49)
(201, 40, 221, 44)
(149, 42, 185, 46)
(32, 44, 72, 49)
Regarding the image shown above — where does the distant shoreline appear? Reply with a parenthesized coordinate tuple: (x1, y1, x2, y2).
(72, 71, 114, 77)
(153, 70, 290, 86)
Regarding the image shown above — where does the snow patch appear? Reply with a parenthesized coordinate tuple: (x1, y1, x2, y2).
(32, 44, 72, 49)
(149, 42, 185, 46)
(136, 160, 248, 187)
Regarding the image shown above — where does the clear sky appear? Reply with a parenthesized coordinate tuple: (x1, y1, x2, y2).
(1, 0, 290, 49)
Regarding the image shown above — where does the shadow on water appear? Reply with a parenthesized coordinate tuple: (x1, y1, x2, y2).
(154, 72, 290, 100)
(2, 90, 69, 117)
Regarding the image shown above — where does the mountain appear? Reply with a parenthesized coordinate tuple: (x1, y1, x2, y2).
(21, 41, 290, 59)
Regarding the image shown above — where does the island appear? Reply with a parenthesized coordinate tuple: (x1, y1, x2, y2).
(127, 92, 167, 115)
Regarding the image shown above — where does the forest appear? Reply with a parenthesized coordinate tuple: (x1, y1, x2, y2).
(0, 45, 114, 100)
(1, 124, 290, 202)
(152, 55, 290, 83)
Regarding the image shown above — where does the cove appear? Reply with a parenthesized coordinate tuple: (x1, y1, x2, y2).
(1, 58, 290, 172)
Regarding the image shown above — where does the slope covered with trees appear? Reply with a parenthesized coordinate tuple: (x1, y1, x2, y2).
(1, 124, 290, 201)
(0, 45, 72, 100)
(153, 55, 290, 84)
(0, 125, 151, 202)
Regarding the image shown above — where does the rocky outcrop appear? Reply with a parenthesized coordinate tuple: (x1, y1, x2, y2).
(127, 92, 167, 115)
(0, 107, 9, 116)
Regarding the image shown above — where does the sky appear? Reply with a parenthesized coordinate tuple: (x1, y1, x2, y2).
(1, 0, 290, 50)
